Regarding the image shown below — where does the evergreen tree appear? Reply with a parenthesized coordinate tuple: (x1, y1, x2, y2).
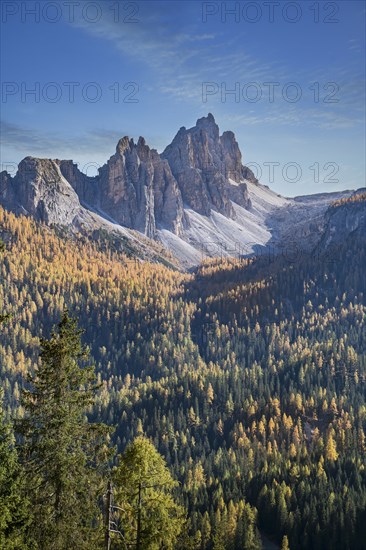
(0, 389, 30, 549)
(201, 511, 212, 549)
(212, 508, 227, 550)
(0, 238, 10, 324)
(237, 502, 262, 550)
(0, 239, 28, 547)
(16, 308, 111, 549)
(1, 206, 366, 549)
(113, 435, 185, 549)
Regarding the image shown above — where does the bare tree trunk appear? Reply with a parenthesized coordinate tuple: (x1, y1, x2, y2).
(136, 482, 142, 550)
(105, 481, 112, 550)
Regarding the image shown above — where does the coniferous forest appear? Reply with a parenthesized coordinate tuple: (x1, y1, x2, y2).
(1, 204, 366, 549)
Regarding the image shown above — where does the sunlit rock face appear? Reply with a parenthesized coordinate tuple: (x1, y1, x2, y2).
(0, 157, 82, 225)
(0, 114, 254, 239)
(162, 113, 251, 218)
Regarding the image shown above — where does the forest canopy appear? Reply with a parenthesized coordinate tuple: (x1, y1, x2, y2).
(0, 207, 365, 549)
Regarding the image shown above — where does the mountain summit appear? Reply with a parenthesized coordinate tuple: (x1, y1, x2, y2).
(162, 113, 253, 217)
(0, 115, 357, 267)
(1, 115, 255, 238)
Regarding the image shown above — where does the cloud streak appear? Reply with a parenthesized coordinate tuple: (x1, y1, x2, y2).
(70, 1, 365, 130)
(0, 120, 126, 169)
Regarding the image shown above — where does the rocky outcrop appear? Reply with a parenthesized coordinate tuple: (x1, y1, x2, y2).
(58, 159, 98, 207)
(97, 136, 185, 237)
(0, 142, 186, 238)
(1, 114, 257, 240)
(0, 157, 81, 225)
(241, 165, 258, 184)
(162, 113, 251, 216)
(146, 142, 186, 235)
(0, 170, 15, 207)
(319, 189, 366, 249)
(1, 118, 360, 269)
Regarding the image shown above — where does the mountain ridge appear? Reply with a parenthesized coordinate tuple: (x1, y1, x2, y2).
(0, 114, 359, 268)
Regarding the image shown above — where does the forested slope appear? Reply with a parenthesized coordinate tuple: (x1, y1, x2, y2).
(1, 206, 365, 549)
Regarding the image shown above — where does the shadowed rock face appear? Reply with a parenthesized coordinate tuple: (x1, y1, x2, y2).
(97, 137, 154, 235)
(58, 159, 98, 207)
(162, 113, 251, 217)
(58, 137, 186, 238)
(0, 170, 14, 207)
(1, 114, 255, 237)
(96, 136, 186, 237)
(319, 189, 366, 249)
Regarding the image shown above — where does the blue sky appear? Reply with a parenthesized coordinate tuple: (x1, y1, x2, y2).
(1, 0, 365, 196)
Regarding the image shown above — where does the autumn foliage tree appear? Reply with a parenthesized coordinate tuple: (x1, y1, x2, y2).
(113, 436, 185, 549)
(1, 207, 366, 549)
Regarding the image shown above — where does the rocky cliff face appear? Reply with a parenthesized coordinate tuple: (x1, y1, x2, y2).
(57, 159, 98, 207)
(0, 157, 82, 225)
(0, 114, 258, 241)
(57, 137, 186, 238)
(319, 189, 366, 249)
(162, 113, 251, 217)
(96, 136, 185, 237)
(0, 116, 360, 268)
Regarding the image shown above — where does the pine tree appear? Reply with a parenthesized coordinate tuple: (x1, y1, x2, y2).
(0, 238, 10, 324)
(236, 502, 262, 550)
(325, 434, 339, 462)
(201, 511, 212, 549)
(113, 435, 185, 549)
(0, 245, 28, 548)
(212, 508, 227, 550)
(0, 389, 30, 549)
(281, 534, 290, 550)
(16, 308, 111, 549)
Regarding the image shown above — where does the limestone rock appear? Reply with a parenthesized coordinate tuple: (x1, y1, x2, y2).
(162, 113, 251, 216)
(1, 157, 81, 225)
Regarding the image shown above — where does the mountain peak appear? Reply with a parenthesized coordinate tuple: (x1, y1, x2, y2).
(116, 136, 131, 154)
(197, 112, 216, 125)
(0, 114, 357, 269)
(161, 113, 249, 217)
(195, 113, 219, 136)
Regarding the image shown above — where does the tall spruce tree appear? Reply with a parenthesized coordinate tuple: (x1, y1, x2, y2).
(0, 238, 10, 324)
(0, 237, 30, 548)
(236, 502, 262, 550)
(0, 392, 30, 549)
(17, 308, 111, 549)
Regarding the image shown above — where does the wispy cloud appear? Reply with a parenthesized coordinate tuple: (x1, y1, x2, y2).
(0, 120, 125, 166)
(70, 2, 365, 130)
(70, 3, 288, 99)
(222, 105, 363, 130)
